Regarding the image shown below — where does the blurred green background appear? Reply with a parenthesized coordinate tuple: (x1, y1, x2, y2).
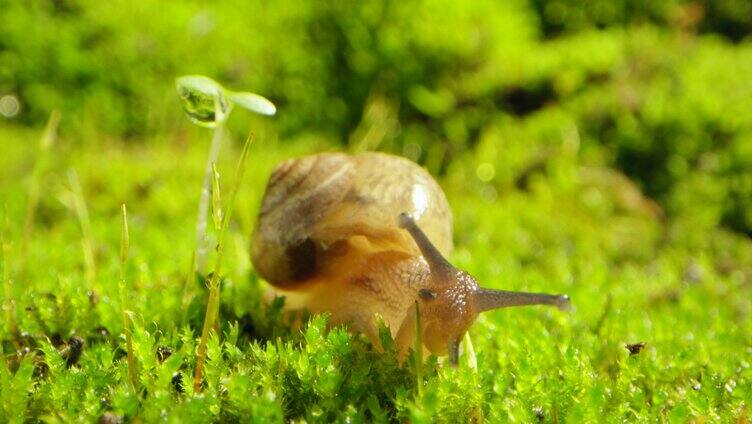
(1, 0, 751, 422)
(2, 0, 752, 235)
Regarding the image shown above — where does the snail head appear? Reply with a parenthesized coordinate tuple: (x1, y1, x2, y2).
(397, 213, 570, 365)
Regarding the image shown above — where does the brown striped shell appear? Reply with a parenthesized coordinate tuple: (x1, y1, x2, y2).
(251, 152, 453, 289)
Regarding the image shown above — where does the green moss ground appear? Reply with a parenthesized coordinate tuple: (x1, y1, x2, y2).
(0, 123, 750, 422)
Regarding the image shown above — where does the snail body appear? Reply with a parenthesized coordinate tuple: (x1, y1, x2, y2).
(252, 152, 569, 363)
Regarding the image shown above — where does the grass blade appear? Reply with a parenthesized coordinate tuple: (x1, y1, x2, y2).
(119, 204, 137, 392)
(66, 170, 96, 288)
(1, 210, 19, 345)
(413, 300, 423, 398)
(21, 110, 60, 262)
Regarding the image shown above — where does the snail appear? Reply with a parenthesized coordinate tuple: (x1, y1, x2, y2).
(251, 152, 570, 364)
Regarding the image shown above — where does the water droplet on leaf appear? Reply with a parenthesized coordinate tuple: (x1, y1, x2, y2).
(175, 76, 231, 127)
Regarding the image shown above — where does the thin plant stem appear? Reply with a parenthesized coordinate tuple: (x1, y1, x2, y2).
(413, 300, 423, 398)
(1, 215, 19, 346)
(463, 333, 484, 422)
(463, 332, 477, 370)
(194, 97, 226, 273)
(67, 170, 96, 289)
(193, 132, 254, 393)
(119, 204, 137, 392)
(22, 110, 60, 263)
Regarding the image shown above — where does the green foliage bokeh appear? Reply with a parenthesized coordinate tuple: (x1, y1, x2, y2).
(2, 0, 752, 233)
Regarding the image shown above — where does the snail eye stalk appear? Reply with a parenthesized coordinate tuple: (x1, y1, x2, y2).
(398, 213, 454, 283)
(473, 289, 571, 313)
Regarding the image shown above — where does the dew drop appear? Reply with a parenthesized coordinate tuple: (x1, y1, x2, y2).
(480, 184, 498, 202)
(476, 162, 495, 182)
(0, 94, 20, 118)
(402, 142, 422, 162)
(175, 76, 231, 128)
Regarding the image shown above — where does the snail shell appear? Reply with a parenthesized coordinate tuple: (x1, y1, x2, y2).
(253, 152, 451, 285)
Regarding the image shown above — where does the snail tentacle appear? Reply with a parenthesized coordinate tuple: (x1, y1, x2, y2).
(397, 212, 454, 283)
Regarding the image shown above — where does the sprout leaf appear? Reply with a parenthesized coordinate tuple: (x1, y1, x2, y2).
(228, 91, 276, 116)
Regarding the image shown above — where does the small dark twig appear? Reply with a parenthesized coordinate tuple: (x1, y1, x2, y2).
(60, 336, 85, 368)
(625, 342, 646, 356)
